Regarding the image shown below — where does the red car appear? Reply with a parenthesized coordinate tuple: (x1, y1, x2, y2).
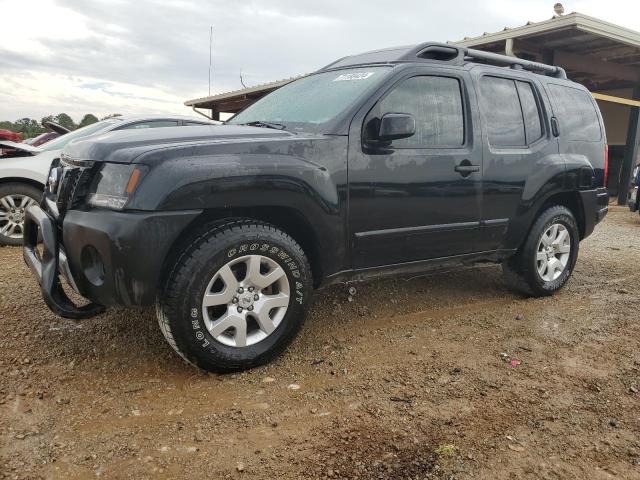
(0, 129, 22, 156)
(0, 129, 21, 142)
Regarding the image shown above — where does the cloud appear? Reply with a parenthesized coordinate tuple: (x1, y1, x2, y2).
(0, 0, 638, 122)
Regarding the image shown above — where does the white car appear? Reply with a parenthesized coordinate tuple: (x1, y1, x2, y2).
(0, 115, 217, 245)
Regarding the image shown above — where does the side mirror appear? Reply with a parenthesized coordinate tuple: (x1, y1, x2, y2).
(377, 113, 416, 141)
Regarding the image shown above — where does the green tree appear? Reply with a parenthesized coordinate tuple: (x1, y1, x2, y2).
(78, 114, 99, 128)
(13, 118, 45, 139)
(53, 113, 76, 131)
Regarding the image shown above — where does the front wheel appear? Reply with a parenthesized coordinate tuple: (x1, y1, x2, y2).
(502, 205, 579, 297)
(157, 220, 312, 372)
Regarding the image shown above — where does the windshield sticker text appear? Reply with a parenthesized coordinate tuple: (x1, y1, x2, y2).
(333, 72, 375, 82)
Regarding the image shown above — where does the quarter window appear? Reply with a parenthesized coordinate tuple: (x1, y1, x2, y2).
(374, 76, 465, 148)
(548, 84, 601, 142)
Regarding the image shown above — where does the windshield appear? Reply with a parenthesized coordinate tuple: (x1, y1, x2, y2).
(40, 119, 120, 151)
(228, 67, 390, 130)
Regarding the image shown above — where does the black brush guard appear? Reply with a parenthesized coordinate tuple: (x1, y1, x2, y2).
(22, 204, 105, 319)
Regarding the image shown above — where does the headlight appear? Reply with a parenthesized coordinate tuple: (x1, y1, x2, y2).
(87, 164, 147, 210)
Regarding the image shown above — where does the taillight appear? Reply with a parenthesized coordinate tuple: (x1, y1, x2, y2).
(603, 144, 609, 187)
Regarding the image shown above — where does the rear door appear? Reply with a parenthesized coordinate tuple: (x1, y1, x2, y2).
(348, 68, 484, 268)
(473, 71, 558, 251)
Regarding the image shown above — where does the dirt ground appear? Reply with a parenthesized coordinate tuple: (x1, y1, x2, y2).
(1, 206, 639, 480)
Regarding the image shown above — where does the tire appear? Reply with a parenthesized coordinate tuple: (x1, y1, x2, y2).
(502, 206, 579, 297)
(157, 219, 313, 373)
(0, 183, 42, 246)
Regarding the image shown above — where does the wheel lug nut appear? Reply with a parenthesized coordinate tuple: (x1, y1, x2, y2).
(237, 287, 244, 294)
(254, 294, 259, 301)
(248, 305, 254, 311)
(237, 306, 243, 313)
(232, 297, 238, 304)
(248, 286, 254, 292)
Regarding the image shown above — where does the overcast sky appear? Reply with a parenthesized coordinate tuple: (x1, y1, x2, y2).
(1, 0, 639, 122)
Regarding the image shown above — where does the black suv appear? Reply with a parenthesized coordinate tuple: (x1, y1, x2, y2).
(24, 43, 609, 372)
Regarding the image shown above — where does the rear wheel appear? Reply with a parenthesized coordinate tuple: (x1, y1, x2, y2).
(0, 183, 42, 246)
(157, 219, 312, 372)
(502, 206, 579, 297)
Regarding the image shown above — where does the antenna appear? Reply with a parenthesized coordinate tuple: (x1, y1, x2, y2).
(240, 69, 247, 88)
(208, 26, 213, 96)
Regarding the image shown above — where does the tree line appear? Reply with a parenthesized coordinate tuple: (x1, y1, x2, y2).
(0, 113, 121, 140)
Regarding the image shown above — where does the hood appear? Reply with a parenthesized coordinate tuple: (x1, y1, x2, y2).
(62, 124, 294, 164)
(0, 140, 43, 155)
(42, 120, 70, 135)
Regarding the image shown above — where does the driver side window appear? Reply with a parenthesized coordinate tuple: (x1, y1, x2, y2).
(371, 76, 465, 148)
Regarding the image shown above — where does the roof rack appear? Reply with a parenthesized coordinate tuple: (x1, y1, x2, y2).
(402, 42, 567, 79)
(463, 47, 567, 79)
(321, 42, 567, 79)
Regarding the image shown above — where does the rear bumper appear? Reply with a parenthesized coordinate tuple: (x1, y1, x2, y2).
(579, 187, 608, 239)
(23, 205, 200, 317)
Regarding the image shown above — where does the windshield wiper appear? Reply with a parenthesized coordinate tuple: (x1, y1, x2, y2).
(241, 120, 287, 130)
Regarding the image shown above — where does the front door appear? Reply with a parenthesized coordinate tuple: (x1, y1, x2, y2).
(348, 71, 483, 269)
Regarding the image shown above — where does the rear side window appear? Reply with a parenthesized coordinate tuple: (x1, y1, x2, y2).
(479, 76, 544, 147)
(375, 76, 464, 148)
(479, 77, 526, 147)
(548, 85, 601, 142)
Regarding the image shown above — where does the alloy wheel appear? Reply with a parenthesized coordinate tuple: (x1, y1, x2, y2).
(536, 223, 571, 282)
(0, 194, 37, 239)
(201, 255, 290, 347)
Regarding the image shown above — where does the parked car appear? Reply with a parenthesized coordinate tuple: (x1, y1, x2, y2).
(0, 129, 22, 157)
(0, 115, 216, 245)
(24, 42, 609, 373)
(0, 129, 22, 142)
(24, 121, 70, 147)
(628, 164, 640, 213)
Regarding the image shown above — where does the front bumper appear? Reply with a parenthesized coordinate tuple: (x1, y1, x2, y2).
(23, 205, 200, 318)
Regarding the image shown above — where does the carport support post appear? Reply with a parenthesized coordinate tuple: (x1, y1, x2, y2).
(618, 86, 640, 205)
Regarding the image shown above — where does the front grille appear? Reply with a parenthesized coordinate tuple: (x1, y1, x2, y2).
(49, 157, 96, 215)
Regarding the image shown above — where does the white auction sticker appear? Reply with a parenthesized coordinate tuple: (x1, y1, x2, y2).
(333, 72, 376, 82)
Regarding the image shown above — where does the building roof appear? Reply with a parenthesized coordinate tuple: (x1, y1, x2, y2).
(185, 11, 640, 112)
(453, 12, 640, 50)
(452, 12, 640, 90)
(184, 75, 305, 112)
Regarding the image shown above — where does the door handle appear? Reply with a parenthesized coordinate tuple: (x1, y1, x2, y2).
(454, 161, 480, 176)
(551, 116, 560, 137)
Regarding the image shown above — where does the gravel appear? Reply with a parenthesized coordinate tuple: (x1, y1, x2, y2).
(1, 206, 639, 479)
